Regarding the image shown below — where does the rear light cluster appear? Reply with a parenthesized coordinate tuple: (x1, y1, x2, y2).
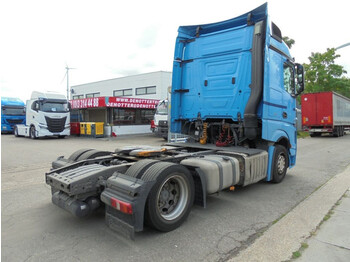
(111, 197, 133, 214)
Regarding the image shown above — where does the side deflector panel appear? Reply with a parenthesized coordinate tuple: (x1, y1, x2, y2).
(171, 3, 268, 133)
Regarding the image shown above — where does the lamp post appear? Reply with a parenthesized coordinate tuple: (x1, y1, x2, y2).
(65, 66, 76, 101)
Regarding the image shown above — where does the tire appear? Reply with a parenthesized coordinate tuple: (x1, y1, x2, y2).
(30, 126, 37, 139)
(310, 132, 320, 137)
(271, 145, 289, 183)
(142, 162, 194, 232)
(333, 127, 340, 137)
(14, 126, 18, 137)
(124, 159, 159, 179)
(68, 149, 94, 162)
(75, 149, 112, 161)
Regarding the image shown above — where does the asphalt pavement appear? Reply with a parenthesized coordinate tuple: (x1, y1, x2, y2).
(2, 133, 350, 261)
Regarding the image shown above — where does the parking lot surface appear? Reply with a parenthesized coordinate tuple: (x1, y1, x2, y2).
(2, 133, 350, 261)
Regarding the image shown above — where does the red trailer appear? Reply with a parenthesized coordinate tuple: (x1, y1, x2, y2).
(301, 91, 350, 137)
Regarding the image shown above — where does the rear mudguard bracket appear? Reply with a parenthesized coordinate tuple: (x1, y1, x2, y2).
(101, 173, 156, 238)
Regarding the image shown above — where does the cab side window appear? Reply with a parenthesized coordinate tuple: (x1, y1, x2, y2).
(31, 101, 39, 111)
(283, 63, 295, 95)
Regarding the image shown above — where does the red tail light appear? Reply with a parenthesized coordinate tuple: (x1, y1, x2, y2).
(111, 197, 133, 214)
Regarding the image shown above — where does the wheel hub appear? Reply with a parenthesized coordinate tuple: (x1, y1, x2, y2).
(158, 179, 180, 215)
(156, 174, 189, 221)
(277, 154, 286, 174)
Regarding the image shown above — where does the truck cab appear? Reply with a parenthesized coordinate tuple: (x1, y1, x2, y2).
(15, 91, 70, 138)
(171, 3, 304, 171)
(152, 99, 168, 139)
(1, 97, 26, 133)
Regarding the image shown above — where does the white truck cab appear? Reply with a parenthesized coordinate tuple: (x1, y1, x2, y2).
(152, 99, 168, 139)
(14, 91, 70, 138)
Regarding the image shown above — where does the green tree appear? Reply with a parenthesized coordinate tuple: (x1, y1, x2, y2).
(303, 48, 350, 98)
(282, 36, 295, 49)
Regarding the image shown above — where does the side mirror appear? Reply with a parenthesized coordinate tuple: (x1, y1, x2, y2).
(35, 103, 40, 111)
(295, 63, 304, 95)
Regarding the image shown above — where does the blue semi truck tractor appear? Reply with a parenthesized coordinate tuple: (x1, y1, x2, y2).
(45, 3, 304, 238)
(1, 97, 26, 133)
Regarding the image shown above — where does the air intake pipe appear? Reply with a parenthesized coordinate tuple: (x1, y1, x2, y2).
(244, 20, 265, 140)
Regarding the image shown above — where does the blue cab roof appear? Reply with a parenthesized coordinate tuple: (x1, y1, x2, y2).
(178, 3, 268, 38)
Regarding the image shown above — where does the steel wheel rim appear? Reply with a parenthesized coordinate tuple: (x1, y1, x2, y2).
(156, 174, 189, 221)
(277, 153, 286, 174)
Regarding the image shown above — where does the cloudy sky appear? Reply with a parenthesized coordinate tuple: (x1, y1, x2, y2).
(1, 0, 349, 102)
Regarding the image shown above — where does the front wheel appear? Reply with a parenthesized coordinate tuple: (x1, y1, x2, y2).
(30, 126, 37, 139)
(142, 162, 194, 232)
(14, 126, 19, 137)
(271, 145, 289, 183)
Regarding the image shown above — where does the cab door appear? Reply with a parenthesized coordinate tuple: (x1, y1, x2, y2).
(262, 45, 296, 142)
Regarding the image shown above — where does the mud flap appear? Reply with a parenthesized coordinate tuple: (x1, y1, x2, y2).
(101, 173, 156, 240)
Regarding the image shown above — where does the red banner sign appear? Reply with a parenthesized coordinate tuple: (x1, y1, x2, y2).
(70, 97, 159, 110)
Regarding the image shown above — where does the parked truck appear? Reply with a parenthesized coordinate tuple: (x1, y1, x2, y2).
(1, 97, 26, 133)
(301, 91, 350, 137)
(45, 3, 304, 238)
(151, 99, 169, 140)
(14, 91, 70, 138)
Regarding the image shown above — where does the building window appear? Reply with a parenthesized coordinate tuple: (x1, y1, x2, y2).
(112, 108, 155, 125)
(139, 109, 154, 124)
(113, 89, 132, 97)
(136, 86, 156, 95)
(86, 92, 100, 98)
(73, 95, 84, 99)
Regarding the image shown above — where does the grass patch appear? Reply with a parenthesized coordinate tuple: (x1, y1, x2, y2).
(292, 242, 309, 259)
(297, 131, 309, 138)
(272, 213, 286, 225)
(301, 242, 309, 249)
(292, 251, 301, 259)
(323, 214, 331, 221)
(323, 210, 335, 222)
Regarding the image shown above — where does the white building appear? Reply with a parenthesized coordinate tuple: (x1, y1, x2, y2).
(70, 71, 172, 136)
(71, 71, 171, 100)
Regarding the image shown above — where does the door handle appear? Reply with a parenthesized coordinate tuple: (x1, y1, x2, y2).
(282, 112, 287, 119)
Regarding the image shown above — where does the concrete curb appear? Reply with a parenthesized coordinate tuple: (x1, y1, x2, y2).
(230, 164, 350, 262)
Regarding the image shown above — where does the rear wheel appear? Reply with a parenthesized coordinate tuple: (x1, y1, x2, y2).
(124, 159, 159, 179)
(333, 126, 340, 137)
(271, 145, 289, 183)
(142, 162, 194, 232)
(310, 132, 321, 137)
(75, 149, 112, 161)
(68, 149, 93, 162)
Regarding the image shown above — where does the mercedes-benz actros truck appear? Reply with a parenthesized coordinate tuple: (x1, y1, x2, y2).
(45, 3, 304, 238)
